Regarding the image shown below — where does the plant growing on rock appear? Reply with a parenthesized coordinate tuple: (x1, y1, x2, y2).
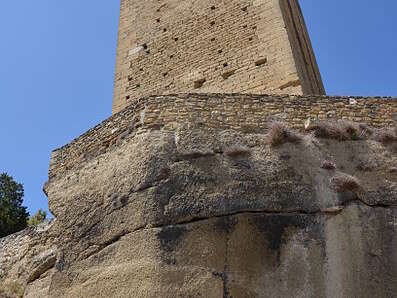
(306, 120, 370, 141)
(268, 121, 301, 147)
(28, 209, 47, 227)
(330, 173, 361, 193)
(372, 127, 397, 144)
(321, 160, 336, 170)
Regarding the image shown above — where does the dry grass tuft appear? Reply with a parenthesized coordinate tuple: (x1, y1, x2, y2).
(308, 121, 345, 140)
(268, 122, 301, 147)
(321, 160, 336, 170)
(308, 120, 371, 141)
(372, 127, 397, 144)
(307, 120, 396, 144)
(224, 145, 251, 157)
(330, 173, 361, 193)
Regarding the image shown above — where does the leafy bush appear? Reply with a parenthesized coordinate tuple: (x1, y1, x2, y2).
(0, 173, 29, 238)
(28, 209, 47, 227)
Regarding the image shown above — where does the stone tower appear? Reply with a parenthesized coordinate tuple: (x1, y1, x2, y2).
(2, 1, 397, 297)
(112, 0, 325, 113)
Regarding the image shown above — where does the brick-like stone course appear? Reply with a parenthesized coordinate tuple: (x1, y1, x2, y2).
(49, 93, 396, 178)
(113, 0, 324, 113)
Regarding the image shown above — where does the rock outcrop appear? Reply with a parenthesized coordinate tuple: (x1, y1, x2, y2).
(1, 110, 396, 297)
(0, 221, 56, 298)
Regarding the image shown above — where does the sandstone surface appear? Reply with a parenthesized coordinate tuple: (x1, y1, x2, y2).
(2, 0, 396, 295)
(44, 124, 397, 297)
(0, 221, 56, 298)
(1, 115, 397, 297)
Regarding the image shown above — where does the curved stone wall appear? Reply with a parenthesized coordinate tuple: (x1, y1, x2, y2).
(49, 93, 396, 178)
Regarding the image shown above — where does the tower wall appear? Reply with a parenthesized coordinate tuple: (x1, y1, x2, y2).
(112, 0, 325, 114)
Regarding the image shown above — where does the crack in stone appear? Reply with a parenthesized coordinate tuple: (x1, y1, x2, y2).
(77, 178, 168, 243)
(84, 200, 394, 261)
(84, 227, 144, 260)
(222, 218, 232, 298)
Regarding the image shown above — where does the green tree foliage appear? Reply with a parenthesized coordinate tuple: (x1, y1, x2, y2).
(0, 173, 29, 238)
(28, 209, 47, 227)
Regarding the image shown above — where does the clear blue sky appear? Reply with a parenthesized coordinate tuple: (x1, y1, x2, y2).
(0, 1, 396, 217)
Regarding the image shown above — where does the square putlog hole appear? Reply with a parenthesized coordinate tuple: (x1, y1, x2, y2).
(255, 58, 268, 66)
(222, 70, 236, 80)
(194, 78, 206, 89)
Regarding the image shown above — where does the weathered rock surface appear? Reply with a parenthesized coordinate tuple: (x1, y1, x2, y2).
(43, 123, 396, 298)
(2, 124, 397, 297)
(0, 221, 56, 298)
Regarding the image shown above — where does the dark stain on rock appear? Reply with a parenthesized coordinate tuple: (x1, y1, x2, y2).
(254, 215, 304, 252)
(55, 252, 65, 272)
(157, 225, 187, 265)
(119, 195, 128, 206)
(157, 226, 187, 252)
(214, 216, 237, 298)
(279, 153, 291, 160)
(153, 180, 177, 223)
(212, 271, 230, 298)
(215, 216, 238, 235)
(252, 214, 324, 265)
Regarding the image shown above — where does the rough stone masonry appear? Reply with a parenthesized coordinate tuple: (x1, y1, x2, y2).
(113, 0, 325, 113)
(3, 119, 397, 297)
(1, 1, 397, 297)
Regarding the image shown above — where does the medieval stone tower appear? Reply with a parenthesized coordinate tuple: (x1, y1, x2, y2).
(2, 1, 396, 297)
(113, 0, 325, 113)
